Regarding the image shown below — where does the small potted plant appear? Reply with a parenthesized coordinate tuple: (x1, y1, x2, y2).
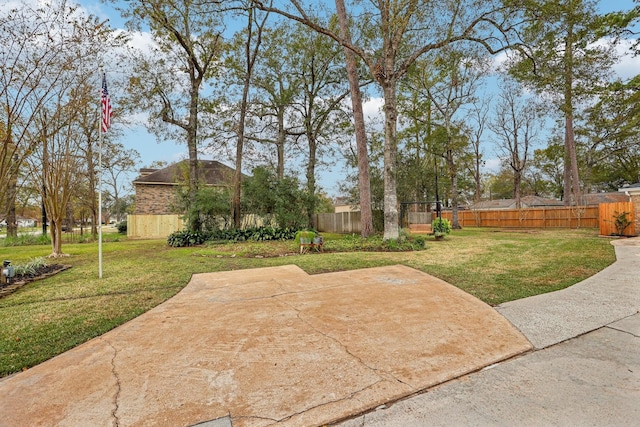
(296, 230, 316, 245)
(431, 217, 451, 240)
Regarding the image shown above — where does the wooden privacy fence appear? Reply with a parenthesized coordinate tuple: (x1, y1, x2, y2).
(315, 211, 361, 234)
(127, 214, 185, 239)
(439, 206, 600, 229)
(315, 205, 609, 233)
(599, 202, 635, 236)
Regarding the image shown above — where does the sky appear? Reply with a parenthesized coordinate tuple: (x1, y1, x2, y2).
(75, 0, 639, 198)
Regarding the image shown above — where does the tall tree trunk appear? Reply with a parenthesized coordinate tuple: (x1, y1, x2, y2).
(187, 77, 200, 231)
(474, 155, 482, 203)
(5, 166, 17, 238)
(335, 0, 374, 237)
(276, 104, 286, 179)
(563, 21, 581, 206)
(446, 147, 461, 229)
(306, 134, 317, 228)
(234, 6, 264, 228)
(382, 81, 399, 239)
(514, 170, 522, 209)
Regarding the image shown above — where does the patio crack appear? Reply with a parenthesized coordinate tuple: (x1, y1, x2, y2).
(273, 379, 386, 424)
(101, 337, 122, 427)
(275, 297, 414, 391)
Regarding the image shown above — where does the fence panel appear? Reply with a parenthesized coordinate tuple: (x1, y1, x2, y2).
(440, 206, 599, 229)
(315, 212, 361, 234)
(127, 214, 184, 239)
(599, 202, 635, 236)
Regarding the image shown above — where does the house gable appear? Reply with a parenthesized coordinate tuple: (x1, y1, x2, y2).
(133, 160, 237, 215)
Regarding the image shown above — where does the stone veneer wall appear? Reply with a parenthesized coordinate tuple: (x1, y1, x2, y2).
(134, 183, 178, 215)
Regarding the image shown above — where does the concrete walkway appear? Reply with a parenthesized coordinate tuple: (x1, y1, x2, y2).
(336, 237, 640, 426)
(0, 265, 531, 427)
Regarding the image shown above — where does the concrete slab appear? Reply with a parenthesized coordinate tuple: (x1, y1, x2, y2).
(335, 237, 640, 427)
(337, 314, 640, 427)
(0, 265, 531, 427)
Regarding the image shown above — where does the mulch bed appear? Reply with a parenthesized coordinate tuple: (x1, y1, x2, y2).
(0, 264, 72, 299)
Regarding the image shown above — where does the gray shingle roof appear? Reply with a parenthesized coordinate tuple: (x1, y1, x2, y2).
(134, 160, 237, 186)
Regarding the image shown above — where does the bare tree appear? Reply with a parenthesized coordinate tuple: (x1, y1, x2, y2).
(0, 1, 73, 237)
(490, 82, 539, 209)
(232, 4, 269, 228)
(467, 99, 490, 202)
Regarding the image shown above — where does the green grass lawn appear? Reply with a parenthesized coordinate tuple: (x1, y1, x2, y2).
(0, 228, 616, 377)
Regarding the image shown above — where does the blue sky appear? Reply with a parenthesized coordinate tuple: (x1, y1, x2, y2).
(77, 0, 638, 198)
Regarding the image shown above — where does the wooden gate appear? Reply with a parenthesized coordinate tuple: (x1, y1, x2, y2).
(599, 202, 635, 236)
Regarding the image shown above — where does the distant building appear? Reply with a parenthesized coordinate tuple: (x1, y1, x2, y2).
(333, 197, 359, 213)
(469, 195, 564, 210)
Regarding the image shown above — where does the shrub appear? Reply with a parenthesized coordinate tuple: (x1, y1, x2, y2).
(167, 230, 212, 247)
(612, 211, 632, 236)
(209, 227, 298, 243)
(116, 221, 127, 234)
(432, 217, 452, 236)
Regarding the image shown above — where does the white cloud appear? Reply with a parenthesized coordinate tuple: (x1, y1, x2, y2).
(362, 97, 385, 121)
(611, 39, 640, 80)
(482, 158, 502, 173)
(124, 30, 158, 55)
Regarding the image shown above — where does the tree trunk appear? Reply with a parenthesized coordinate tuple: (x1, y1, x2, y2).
(446, 147, 461, 229)
(187, 76, 200, 231)
(306, 134, 317, 228)
(335, 0, 374, 237)
(382, 81, 399, 239)
(276, 104, 286, 179)
(5, 179, 17, 238)
(562, 21, 581, 206)
(514, 170, 522, 209)
(50, 218, 64, 257)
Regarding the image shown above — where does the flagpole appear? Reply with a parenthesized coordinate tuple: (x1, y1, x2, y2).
(98, 68, 103, 279)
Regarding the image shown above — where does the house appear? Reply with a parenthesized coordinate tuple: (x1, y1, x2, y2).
(583, 192, 630, 205)
(129, 160, 238, 239)
(333, 197, 359, 213)
(133, 160, 236, 215)
(618, 183, 640, 233)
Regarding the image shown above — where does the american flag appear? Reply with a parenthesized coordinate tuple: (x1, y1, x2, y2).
(101, 73, 112, 132)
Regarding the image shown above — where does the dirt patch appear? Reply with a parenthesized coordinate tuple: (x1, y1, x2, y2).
(0, 264, 71, 299)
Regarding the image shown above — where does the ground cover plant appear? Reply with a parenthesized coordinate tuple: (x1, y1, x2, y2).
(0, 228, 616, 377)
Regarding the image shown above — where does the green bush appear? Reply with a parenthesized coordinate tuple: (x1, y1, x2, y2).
(432, 217, 452, 236)
(169, 226, 299, 247)
(115, 221, 127, 234)
(167, 230, 212, 247)
(210, 227, 298, 243)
